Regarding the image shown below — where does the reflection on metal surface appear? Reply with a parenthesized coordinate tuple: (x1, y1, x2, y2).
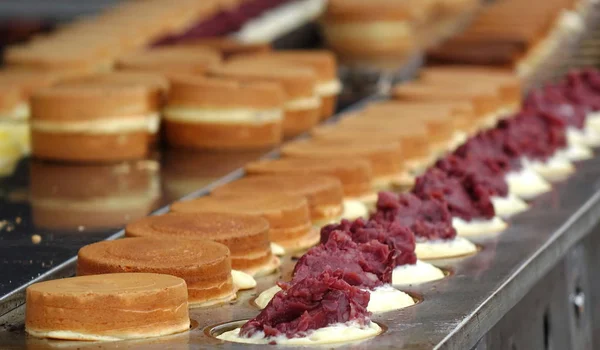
(161, 149, 268, 203)
(29, 160, 161, 232)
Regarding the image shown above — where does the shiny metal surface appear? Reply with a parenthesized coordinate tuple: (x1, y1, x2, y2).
(2, 154, 600, 349)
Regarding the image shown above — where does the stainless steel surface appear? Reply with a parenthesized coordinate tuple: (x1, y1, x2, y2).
(477, 229, 600, 350)
(2, 154, 600, 349)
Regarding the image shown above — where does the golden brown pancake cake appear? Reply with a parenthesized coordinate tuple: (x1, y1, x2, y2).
(25, 273, 190, 341)
(281, 139, 404, 190)
(77, 237, 235, 307)
(312, 121, 433, 172)
(245, 157, 373, 199)
(125, 212, 277, 276)
(211, 175, 344, 224)
(171, 193, 315, 252)
(208, 61, 320, 137)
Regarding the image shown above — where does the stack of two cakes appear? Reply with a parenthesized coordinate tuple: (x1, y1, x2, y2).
(72, 209, 276, 316)
(29, 71, 167, 163)
(29, 85, 158, 163)
(161, 50, 340, 151)
(173, 172, 350, 253)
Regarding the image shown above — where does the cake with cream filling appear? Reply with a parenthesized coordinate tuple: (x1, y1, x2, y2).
(321, 0, 433, 68)
(125, 212, 278, 277)
(163, 76, 285, 150)
(208, 60, 320, 137)
(25, 273, 190, 341)
(231, 50, 340, 119)
(30, 84, 158, 162)
(58, 72, 167, 146)
(77, 237, 236, 307)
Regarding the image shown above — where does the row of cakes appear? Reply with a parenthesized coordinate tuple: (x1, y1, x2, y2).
(2, 0, 295, 76)
(427, 0, 582, 78)
(319, 0, 482, 68)
(0, 43, 342, 165)
(3, 0, 486, 79)
(0, 39, 264, 158)
(23, 67, 600, 346)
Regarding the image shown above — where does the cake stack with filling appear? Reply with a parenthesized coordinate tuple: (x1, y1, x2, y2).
(321, 0, 435, 68)
(163, 75, 285, 150)
(30, 83, 159, 162)
(229, 50, 340, 120)
(208, 58, 321, 137)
